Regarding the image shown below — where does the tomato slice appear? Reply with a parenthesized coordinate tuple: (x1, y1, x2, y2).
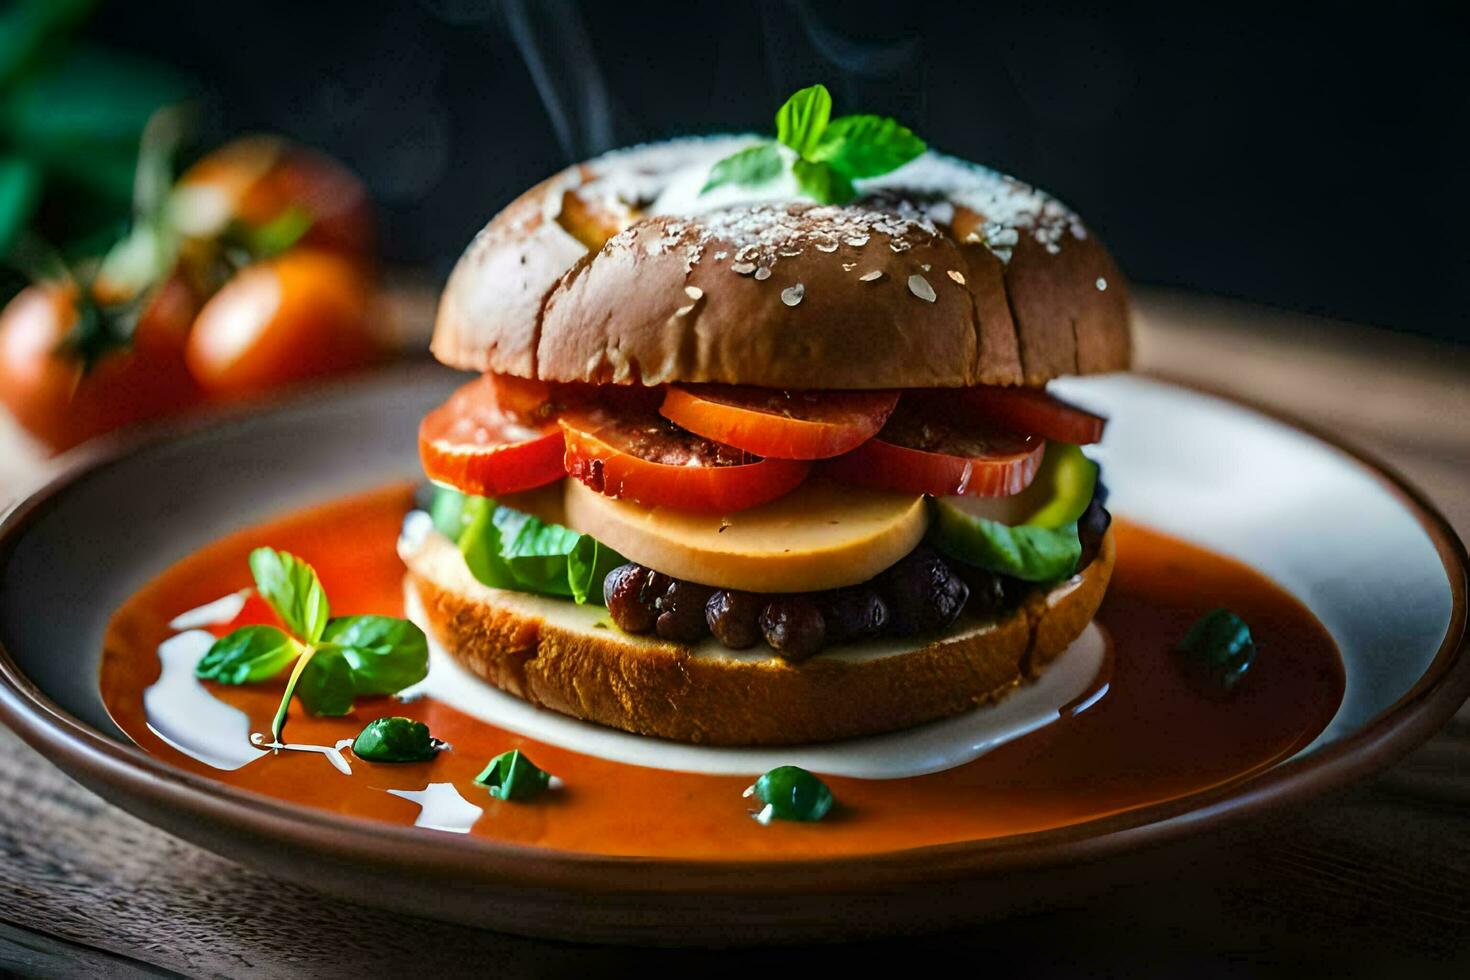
(419, 375, 567, 496)
(485, 373, 607, 422)
(823, 401, 1045, 497)
(950, 385, 1106, 445)
(559, 406, 810, 512)
(659, 385, 898, 460)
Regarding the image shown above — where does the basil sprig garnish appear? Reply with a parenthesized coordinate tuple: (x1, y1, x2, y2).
(1176, 608, 1257, 695)
(195, 547, 429, 742)
(474, 749, 553, 802)
(351, 716, 442, 763)
(745, 765, 835, 823)
(702, 83, 926, 204)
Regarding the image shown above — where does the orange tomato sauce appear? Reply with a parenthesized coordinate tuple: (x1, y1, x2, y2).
(100, 484, 1344, 859)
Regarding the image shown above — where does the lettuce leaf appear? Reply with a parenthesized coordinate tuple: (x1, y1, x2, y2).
(929, 443, 1096, 582)
(931, 505, 1082, 583)
(429, 488, 625, 605)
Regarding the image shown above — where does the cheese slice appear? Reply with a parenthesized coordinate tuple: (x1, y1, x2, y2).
(563, 478, 928, 593)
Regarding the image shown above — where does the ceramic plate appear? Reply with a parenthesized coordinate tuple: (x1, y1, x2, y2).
(0, 363, 1465, 945)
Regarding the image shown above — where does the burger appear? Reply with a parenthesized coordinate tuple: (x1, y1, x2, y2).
(402, 99, 1128, 747)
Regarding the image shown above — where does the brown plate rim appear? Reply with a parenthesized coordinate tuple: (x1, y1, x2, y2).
(0, 369, 1466, 896)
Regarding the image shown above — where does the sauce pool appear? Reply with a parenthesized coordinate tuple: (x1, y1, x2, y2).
(100, 484, 1345, 859)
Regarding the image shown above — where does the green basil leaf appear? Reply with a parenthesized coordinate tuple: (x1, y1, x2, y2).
(931, 505, 1082, 583)
(0, 155, 41, 255)
(812, 114, 926, 179)
(194, 625, 297, 685)
(474, 749, 552, 802)
(701, 142, 783, 194)
(248, 547, 330, 642)
(446, 490, 625, 605)
(1177, 609, 1256, 694)
(774, 83, 832, 157)
(457, 495, 518, 590)
(792, 158, 855, 205)
(321, 614, 429, 697)
(352, 716, 439, 763)
(294, 646, 355, 717)
(748, 765, 834, 823)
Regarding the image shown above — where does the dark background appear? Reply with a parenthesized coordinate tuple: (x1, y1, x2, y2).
(92, 0, 1469, 345)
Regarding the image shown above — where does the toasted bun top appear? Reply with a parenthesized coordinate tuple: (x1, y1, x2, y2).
(433, 137, 1130, 389)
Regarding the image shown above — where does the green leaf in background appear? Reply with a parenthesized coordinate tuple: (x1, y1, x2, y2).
(194, 625, 298, 685)
(700, 142, 783, 195)
(2, 46, 190, 152)
(1176, 608, 1257, 694)
(294, 646, 356, 717)
(813, 114, 926, 179)
(0, 155, 41, 255)
(791, 158, 854, 205)
(320, 615, 429, 697)
(434, 487, 626, 604)
(774, 83, 832, 157)
(248, 547, 331, 643)
(474, 749, 553, 802)
(351, 717, 440, 763)
(0, 0, 96, 92)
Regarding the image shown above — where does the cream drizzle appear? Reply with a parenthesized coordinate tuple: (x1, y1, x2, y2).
(386, 783, 484, 834)
(144, 630, 267, 771)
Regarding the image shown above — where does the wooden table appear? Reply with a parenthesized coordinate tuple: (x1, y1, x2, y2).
(1, 289, 1467, 976)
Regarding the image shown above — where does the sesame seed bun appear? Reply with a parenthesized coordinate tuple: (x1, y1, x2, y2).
(432, 137, 1131, 389)
(401, 523, 1115, 746)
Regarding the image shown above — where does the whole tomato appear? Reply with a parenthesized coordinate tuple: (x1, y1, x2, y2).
(185, 249, 378, 399)
(0, 277, 203, 452)
(172, 136, 375, 261)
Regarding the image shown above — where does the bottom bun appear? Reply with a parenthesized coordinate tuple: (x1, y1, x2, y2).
(401, 527, 1115, 746)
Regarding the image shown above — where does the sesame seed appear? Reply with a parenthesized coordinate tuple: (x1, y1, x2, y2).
(815, 242, 838, 253)
(754, 267, 772, 281)
(908, 274, 936, 302)
(844, 234, 869, 247)
(921, 263, 932, 272)
(947, 270, 966, 285)
(781, 284, 805, 306)
(859, 270, 884, 282)
(675, 304, 695, 317)
(842, 262, 856, 271)
(731, 262, 756, 275)
(685, 285, 703, 300)
(1096, 277, 1108, 291)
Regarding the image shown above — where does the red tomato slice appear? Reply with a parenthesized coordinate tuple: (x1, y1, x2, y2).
(486, 373, 605, 422)
(823, 402, 1045, 497)
(559, 406, 810, 512)
(951, 385, 1106, 445)
(419, 375, 567, 496)
(659, 385, 898, 460)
